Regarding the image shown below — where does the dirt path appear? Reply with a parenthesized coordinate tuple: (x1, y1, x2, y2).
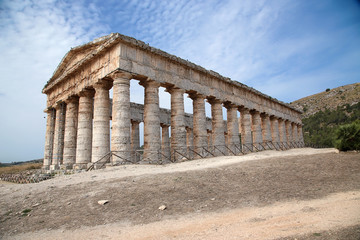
(1, 148, 359, 239)
(9, 191, 360, 240)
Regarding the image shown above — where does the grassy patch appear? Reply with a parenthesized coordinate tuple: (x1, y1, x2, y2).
(0, 163, 42, 174)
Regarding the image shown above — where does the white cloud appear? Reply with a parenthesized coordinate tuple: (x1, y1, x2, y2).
(0, 0, 108, 162)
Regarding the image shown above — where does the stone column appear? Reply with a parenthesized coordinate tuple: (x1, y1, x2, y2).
(141, 80, 161, 161)
(285, 120, 292, 145)
(92, 80, 112, 163)
(131, 120, 140, 162)
(208, 98, 226, 156)
(168, 87, 187, 160)
(189, 93, 208, 156)
(240, 108, 252, 152)
(225, 103, 240, 154)
(207, 130, 213, 147)
(75, 89, 94, 169)
(111, 72, 132, 163)
(298, 124, 304, 145)
(270, 116, 280, 144)
(186, 127, 194, 159)
(43, 108, 56, 170)
(278, 119, 287, 143)
(51, 102, 66, 170)
(161, 124, 171, 161)
(63, 96, 79, 169)
(261, 113, 272, 148)
(251, 110, 263, 149)
(292, 123, 298, 143)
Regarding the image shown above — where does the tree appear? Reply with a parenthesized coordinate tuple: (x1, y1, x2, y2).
(335, 120, 360, 151)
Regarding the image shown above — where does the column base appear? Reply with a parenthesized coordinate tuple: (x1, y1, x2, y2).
(42, 165, 50, 171)
(49, 164, 60, 170)
(60, 164, 74, 170)
(73, 163, 89, 170)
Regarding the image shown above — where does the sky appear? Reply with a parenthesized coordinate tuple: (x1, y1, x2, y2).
(0, 0, 359, 163)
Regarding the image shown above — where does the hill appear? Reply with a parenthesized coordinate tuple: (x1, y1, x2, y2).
(290, 83, 360, 148)
(291, 82, 360, 118)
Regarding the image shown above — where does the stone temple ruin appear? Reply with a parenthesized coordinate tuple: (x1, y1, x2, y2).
(42, 33, 304, 170)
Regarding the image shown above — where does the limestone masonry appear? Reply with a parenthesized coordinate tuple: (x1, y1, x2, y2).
(42, 33, 304, 170)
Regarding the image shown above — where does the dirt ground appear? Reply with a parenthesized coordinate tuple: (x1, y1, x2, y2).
(0, 148, 359, 239)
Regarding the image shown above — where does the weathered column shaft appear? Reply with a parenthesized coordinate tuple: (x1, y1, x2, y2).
(43, 108, 56, 169)
(292, 123, 298, 143)
(169, 87, 187, 158)
(190, 94, 208, 151)
(226, 104, 240, 154)
(270, 117, 280, 143)
(251, 111, 263, 145)
(131, 120, 140, 162)
(111, 73, 131, 162)
(63, 97, 79, 168)
(92, 81, 112, 163)
(142, 80, 161, 161)
(52, 102, 66, 168)
(186, 127, 194, 158)
(207, 130, 213, 147)
(240, 108, 252, 148)
(298, 125, 304, 144)
(161, 124, 171, 161)
(75, 90, 94, 168)
(210, 99, 226, 155)
(278, 119, 287, 143)
(261, 114, 272, 143)
(285, 121, 292, 144)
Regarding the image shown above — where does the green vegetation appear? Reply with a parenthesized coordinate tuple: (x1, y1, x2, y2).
(335, 120, 360, 151)
(303, 102, 360, 149)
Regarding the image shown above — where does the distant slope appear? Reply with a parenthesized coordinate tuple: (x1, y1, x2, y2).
(290, 82, 360, 147)
(291, 83, 360, 118)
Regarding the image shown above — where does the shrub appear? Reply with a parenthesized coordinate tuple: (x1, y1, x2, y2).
(326, 88, 330, 92)
(335, 120, 360, 151)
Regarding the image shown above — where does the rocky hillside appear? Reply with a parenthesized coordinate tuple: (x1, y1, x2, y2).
(291, 82, 360, 118)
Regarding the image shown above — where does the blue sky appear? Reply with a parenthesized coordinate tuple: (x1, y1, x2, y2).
(0, 0, 359, 163)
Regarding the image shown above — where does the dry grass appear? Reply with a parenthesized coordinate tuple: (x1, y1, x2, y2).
(0, 163, 42, 175)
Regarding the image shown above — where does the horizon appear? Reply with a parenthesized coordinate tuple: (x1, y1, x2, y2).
(1, 0, 359, 163)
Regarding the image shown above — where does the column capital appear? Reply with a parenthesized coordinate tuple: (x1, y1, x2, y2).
(207, 97, 222, 105)
(54, 101, 65, 110)
(139, 78, 160, 88)
(188, 92, 206, 100)
(165, 86, 185, 94)
(223, 101, 237, 110)
(94, 79, 113, 90)
(239, 106, 250, 114)
(160, 123, 169, 128)
(131, 119, 140, 125)
(108, 71, 132, 81)
(64, 95, 79, 104)
(79, 88, 95, 98)
(260, 112, 269, 118)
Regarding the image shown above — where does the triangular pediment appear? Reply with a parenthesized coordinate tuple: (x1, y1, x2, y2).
(45, 33, 118, 89)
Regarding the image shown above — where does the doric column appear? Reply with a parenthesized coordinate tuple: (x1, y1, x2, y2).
(43, 108, 56, 170)
(131, 120, 140, 162)
(208, 98, 226, 156)
(225, 103, 240, 154)
(251, 110, 263, 148)
(111, 72, 132, 163)
(278, 119, 287, 143)
(189, 93, 207, 155)
(270, 116, 280, 144)
(51, 102, 66, 169)
(141, 79, 161, 161)
(292, 123, 298, 143)
(240, 107, 252, 151)
(186, 127, 194, 159)
(63, 96, 79, 168)
(75, 89, 94, 169)
(261, 113, 272, 148)
(167, 87, 187, 160)
(161, 124, 170, 161)
(285, 120, 292, 145)
(92, 80, 112, 163)
(298, 124, 304, 145)
(207, 130, 213, 147)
